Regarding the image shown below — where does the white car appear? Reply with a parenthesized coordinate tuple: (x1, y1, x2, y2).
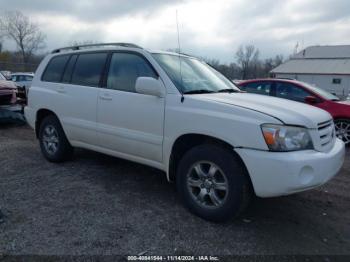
(25, 43, 345, 221)
(11, 72, 34, 93)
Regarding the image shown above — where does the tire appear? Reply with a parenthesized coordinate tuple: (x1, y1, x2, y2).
(335, 119, 350, 146)
(176, 144, 252, 222)
(39, 115, 73, 162)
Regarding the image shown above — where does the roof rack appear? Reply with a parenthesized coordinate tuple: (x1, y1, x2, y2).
(51, 43, 142, 54)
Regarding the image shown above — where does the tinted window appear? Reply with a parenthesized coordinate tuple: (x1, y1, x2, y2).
(62, 55, 78, 83)
(42, 55, 70, 82)
(107, 53, 157, 93)
(275, 82, 311, 102)
(71, 53, 107, 87)
(241, 82, 271, 96)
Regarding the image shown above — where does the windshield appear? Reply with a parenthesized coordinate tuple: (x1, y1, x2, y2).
(0, 73, 5, 80)
(299, 81, 340, 101)
(152, 53, 240, 94)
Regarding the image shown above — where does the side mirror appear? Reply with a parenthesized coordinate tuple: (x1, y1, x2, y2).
(135, 77, 165, 98)
(304, 96, 318, 104)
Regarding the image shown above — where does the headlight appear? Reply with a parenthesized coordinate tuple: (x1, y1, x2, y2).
(261, 124, 313, 151)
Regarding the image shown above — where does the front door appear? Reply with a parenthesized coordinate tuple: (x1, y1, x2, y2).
(97, 52, 165, 163)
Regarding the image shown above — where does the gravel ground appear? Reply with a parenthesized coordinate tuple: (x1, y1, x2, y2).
(0, 124, 349, 257)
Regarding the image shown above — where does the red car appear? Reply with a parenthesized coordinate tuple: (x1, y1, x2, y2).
(237, 79, 350, 145)
(0, 72, 17, 105)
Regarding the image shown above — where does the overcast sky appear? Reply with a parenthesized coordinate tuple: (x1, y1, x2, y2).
(1, 0, 350, 63)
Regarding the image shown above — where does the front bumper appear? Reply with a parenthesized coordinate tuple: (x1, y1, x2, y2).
(24, 106, 36, 129)
(236, 138, 345, 197)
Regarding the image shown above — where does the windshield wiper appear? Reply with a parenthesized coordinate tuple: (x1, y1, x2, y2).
(183, 89, 215, 94)
(217, 88, 239, 93)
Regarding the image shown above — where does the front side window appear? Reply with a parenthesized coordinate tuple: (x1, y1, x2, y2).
(152, 53, 239, 94)
(106, 53, 157, 93)
(71, 53, 107, 87)
(275, 82, 311, 102)
(42, 55, 70, 82)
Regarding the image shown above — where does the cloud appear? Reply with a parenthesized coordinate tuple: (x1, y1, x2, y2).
(0, 0, 184, 22)
(1, 0, 350, 63)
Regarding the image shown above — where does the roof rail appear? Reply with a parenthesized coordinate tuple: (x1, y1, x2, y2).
(51, 43, 142, 54)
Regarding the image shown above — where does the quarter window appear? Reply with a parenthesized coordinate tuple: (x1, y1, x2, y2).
(107, 53, 157, 93)
(42, 55, 70, 82)
(71, 53, 108, 87)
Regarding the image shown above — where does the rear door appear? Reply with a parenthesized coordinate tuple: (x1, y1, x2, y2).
(96, 52, 165, 163)
(42, 52, 108, 145)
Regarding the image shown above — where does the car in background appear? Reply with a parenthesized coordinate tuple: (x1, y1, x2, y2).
(237, 79, 350, 145)
(11, 73, 34, 100)
(0, 72, 17, 105)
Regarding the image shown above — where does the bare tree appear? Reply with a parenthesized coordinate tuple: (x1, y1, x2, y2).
(1, 11, 45, 63)
(235, 45, 260, 79)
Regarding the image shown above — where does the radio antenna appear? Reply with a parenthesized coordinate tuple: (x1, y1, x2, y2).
(176, 10, 185, 103)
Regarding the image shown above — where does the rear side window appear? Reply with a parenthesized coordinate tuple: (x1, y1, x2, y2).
(42, 55, 70, 82)
(71, 53, 107, 87)
(241, 82, 271, 96)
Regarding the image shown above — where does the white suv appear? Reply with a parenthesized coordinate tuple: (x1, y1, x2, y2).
(25, 43, 345, 222)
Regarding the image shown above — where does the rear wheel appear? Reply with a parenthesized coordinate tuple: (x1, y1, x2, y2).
(176, 144, 251, 222)
(335, 119, 350, 146)
(39, 115, 73, 162)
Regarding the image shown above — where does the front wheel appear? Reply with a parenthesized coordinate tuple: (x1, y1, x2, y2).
(335, 119, 350, 146)
(176, 144, 252, 222)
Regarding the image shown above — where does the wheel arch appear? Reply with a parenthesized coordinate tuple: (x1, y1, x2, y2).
(167, 133, 253, 188)
(35, 109, 60, 138)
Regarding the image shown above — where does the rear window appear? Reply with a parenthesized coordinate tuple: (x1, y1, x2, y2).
(71, 53, 107, 87)
(42, 55, 70, 82)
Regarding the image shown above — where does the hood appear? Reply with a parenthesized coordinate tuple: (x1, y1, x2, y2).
(194, 93, 332, 128)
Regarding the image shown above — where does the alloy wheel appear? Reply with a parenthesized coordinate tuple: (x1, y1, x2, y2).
(186, 161, 229, 209)
(42, 125, 59, 155)
(335, 121, 350, 145)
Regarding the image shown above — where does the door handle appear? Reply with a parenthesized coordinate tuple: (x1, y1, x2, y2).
(99, 94, 112, 101)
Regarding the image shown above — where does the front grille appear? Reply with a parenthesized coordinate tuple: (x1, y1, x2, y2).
(317, 120, 334, 147)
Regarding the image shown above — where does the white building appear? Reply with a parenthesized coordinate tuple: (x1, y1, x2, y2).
(271, 45, 350, 98)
